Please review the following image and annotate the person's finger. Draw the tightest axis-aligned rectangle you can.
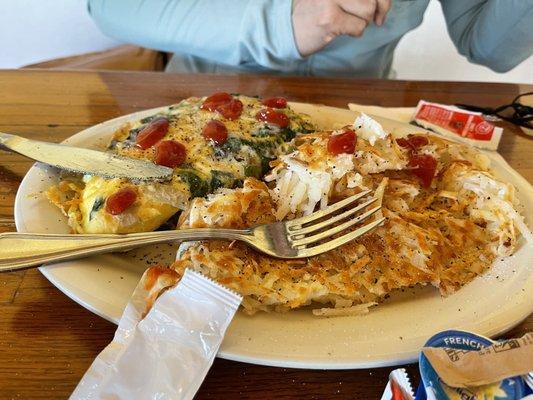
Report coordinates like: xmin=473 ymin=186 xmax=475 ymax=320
xmin=332 ymin=10 xmax=369 ymax=38
xmin=374 ymin=0 xmax=391 ymax=26
xmin=336 ymin=0 xmax=377 ymax=24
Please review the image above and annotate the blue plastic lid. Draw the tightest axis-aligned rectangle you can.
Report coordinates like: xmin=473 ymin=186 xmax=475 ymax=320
xmin=417 ymin=330 xmax=527 ymax=400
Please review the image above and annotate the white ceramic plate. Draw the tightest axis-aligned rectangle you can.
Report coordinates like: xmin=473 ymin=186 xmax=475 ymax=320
xmin=14 ymin=103 xmax=533 ymax=369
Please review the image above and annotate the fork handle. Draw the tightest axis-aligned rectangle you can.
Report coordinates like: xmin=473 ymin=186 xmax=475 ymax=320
xmin=0 ymin=230 xmax=250 ymax=272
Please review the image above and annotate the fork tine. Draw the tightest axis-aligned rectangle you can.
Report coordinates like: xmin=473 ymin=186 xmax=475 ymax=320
xmin=289 ymin=197 xmax=378 ymax=236
xmin=291 ymin=206 xmax=381 ymax=246
xmin=286 ymin=190 xmax=371 ymax=229
xmin=295 ymin=217 xmax=385 ymax=258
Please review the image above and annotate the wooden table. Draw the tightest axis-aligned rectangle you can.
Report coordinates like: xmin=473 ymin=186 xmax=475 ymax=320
xmin=0 ymin=70 xmax=531 ymax=399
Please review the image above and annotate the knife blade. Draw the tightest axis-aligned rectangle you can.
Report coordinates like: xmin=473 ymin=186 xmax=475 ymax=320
xmin=0 ymin=132 xmax=173 ymax=181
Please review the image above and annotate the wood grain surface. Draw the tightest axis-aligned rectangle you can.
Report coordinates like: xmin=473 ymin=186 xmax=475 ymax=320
xmin=0 ymin=69 xmax=531 ymax=399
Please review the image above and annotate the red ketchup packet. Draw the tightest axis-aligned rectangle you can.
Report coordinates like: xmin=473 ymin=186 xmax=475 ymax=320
xmin=381 ymin=368 xmax=415 ymax=400
xmin=412 ymin=100 xmax=503 ymax=150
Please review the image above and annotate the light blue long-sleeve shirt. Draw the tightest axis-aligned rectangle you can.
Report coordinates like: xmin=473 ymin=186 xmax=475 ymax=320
xmin=88 ymin=0 xmax=533 ymax=77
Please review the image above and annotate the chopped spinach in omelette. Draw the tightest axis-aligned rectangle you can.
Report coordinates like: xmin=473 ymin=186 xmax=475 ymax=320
xmin=46 ymin=94 xmax=314 ymax=234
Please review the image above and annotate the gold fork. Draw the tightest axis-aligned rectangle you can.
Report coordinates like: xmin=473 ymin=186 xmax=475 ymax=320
xmin=0 ymin=190 xmax=384 ymax=272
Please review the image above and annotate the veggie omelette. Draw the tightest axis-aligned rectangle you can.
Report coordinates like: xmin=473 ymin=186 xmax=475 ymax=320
xmin=47 ymin=94 xmax=313 ymax=234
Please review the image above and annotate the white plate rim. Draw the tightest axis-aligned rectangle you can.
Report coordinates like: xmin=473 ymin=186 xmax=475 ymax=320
xmin=14 ymin=103 xmax=533 ymax=369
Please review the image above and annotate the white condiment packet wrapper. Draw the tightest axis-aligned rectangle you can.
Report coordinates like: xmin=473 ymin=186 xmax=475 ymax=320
xmin=71 ymin=268 xmax=242 ymax=400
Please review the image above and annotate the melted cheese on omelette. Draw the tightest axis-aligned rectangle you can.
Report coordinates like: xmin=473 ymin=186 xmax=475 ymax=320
xmin=47 ymin=95 xmax=314 ymax=233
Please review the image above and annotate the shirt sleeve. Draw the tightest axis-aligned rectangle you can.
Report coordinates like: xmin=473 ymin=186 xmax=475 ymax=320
xmin=439 ymin=0 xmax=533 ymax=73
xmin=87 ymin=0 xmax=302 ymax=70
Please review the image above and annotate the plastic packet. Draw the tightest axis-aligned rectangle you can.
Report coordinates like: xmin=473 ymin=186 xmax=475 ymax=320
xmin=70 ymin=268 xmax=242 ymax=400
xmin=348 ymin=101 xmax=503 ymax=150
xmin=412 ymin=100 xmax=503 ymax=150
xmin=422 ymin=333 xmax=533 ymax=388
xmin=417 ymin=330 xmax=530 ymax=400
xmin=381 ymin=368 xmax=415 ymax=400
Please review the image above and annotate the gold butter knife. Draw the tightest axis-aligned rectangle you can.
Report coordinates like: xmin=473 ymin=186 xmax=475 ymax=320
xmin=0 ymin=132 xmax=173 ymax=181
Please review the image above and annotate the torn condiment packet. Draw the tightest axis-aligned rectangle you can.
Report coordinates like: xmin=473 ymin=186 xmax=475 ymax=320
xmin=381 ymin=368 xmax=415 ymax=400
xmin=70 ymin=268 xmax=242 ymax=400
xmin=412 ymin=100 xmax=503 ymax=150
xmin=418 ymin=330 xmax=530 ymax=400
xmin=422 ymin=333 xmax=533 ymax=388
xmin=348 ymin=101 xmax=503 ymax=151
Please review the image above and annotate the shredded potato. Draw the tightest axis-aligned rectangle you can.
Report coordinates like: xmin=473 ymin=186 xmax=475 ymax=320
xmin=159 ymin=128 xmax=527 ymax=316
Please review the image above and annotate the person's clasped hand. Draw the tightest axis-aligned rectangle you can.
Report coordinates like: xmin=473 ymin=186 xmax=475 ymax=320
xmin=292 ymin=0 xmax=392 ymax=56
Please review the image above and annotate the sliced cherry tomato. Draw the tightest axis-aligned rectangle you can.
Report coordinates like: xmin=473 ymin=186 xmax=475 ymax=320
xmin=216 ymin=98 xmax=243 ymax=120
xmin=200 ymin=93 xmax=243 ymax=120
xmin=255 ymin=108 xmax=289 ymax=128
xmin=135 ymin=117 xmax=169 ymax=150
xmin=202 ymin=120 xmax=228 ymax=144
xmin=396 ymin=135 xmax=429 ymax=151
xmin=327 ymin=129 xmax=357 ymax=155
xmin=408 ymin=154 xmax=437 ymax=188
xmin=200 ymin=92 xmax=233 ymax=111
xmin=154 ymin=140 xmax=187 ymax=168
xmin=262 ymin=97 xmax=287 ymax=109
xmin=105 ymin=187 xmax=137 ymax=215
xmin=396 ymin=137 xmax=411 ymax=148
xmin=408 ymin=135 xmax=429 ymax=148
